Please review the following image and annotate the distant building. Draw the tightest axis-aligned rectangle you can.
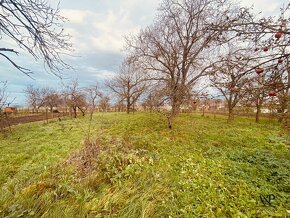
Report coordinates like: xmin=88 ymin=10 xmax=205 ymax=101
xmin=208 ymin=100 xmax=225 ymax=110
xmin=253 ymin=108 xmax=270 ymax=113
xmin=4 ymin=107 xmax=17 ymax=113
xmin=197 ymin=99 xmax=226 ymax=111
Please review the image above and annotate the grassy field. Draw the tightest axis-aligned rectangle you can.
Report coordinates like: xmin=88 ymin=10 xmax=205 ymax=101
xmin=0 ymin=113 xmax=289 ymax=217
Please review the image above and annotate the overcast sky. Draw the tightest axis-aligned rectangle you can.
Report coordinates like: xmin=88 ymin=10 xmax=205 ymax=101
xmin=0 ymin=0 xmax=286 ymax=106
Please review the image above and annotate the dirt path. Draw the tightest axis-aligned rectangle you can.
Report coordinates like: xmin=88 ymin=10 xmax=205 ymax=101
xmin=0 ymin=113 xmax=69 ymax=129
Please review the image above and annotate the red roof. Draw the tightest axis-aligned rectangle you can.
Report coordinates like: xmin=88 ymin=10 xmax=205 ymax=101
xmin=4 ymin=107 xmax=17 ymax=113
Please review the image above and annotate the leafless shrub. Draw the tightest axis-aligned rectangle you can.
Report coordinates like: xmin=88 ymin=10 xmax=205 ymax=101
xmin=107 ymin=59 xmax=148 ymax=114
xmin=65 ymin=139 xmax=100 ymax=176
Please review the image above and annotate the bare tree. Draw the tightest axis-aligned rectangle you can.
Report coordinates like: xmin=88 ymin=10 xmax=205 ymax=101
xmin=98 ymin=95 xmax=110 ymax=112
xmin=107 ymin=60 xmax=148 ymax=114
xmin=0 ymin=0 xmax=71 ymax=76
xmin=114 ymin=100 xmax=126 ymax=112
xmin=85 ymin=84 xmax=102 ymax=121
xmin=24 ymin=85 xmax=46 ymax=113
xmin=210 ymin=47 xmax=254 ymax=122
xmin=141 ymin=81 xmax=173 ymax=113
xmin=126 ymin=0 xmax=249 ymax=128
xmin=143 ymin=92 xmax=164 ymax=112
xmin=64 ymin=80 xmax=87 ymax=118
xmin=242 ymin=74 xmax=268 ymax=123
xmin=42 ymin=88 xmax=63 ymax=113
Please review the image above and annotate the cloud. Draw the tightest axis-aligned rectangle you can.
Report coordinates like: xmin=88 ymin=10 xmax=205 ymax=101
xmin=240 ymin=0 xmax=284 ymax=16
xmin=61 ymin=9 xmax=89 ymax=24
xmin=87 ymin=68 xmax=116 ymax=79
xmin=61 ymin=8 xmax=140 ymax=53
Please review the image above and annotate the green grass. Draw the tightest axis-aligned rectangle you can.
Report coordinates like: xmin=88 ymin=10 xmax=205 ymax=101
xmin=0 ymin=113 xmax=289 ymax=217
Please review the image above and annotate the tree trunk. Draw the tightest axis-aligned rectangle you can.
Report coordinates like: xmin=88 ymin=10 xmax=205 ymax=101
xmin=228 ymin=107 xmax=234 ymax=122
xmin=45 ymin=108 xmax=48 ymax=124
xmin=4 ymin=113 xmax=12 ymax=133
xmin=89 ymin=110 xmax=93 ymax=121
xmin=77 ymin=107 xmax=85 ymax=116
xmin=171 ymin=97 xmax=181 ymax=116
xmin=255 ymin=104 xmax=261 ymax=123
xmin=202 ymin=106 xmax=205 ymax=117
xmin=278 ymin=97 xmax=287 ymax=123
xmin=33 ymin=107 xmax=37 ymax=113
xmin=126 ymin=98 xmax=130 ymax=114
xmin=166 ymin=97 xmax=182 ymax=129
xmin=69 ymin=107 xmax=72 ymax=118
xmin=167 ymin=114 xmax=173 ymax=129
xmin=73 ymin=107 xmax=77 ymax=118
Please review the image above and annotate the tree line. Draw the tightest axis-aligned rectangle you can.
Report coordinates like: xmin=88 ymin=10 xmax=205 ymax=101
xmin=23 ymin=80 xmax=110 ymax=120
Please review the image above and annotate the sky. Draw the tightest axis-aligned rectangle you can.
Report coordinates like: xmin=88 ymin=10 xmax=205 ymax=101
xmin=0 ymin=0 xmax=286 ymax=106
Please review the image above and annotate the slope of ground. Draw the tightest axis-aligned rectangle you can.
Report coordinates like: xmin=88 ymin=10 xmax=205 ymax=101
xmin=0 ymin=113 xmax=289 ymax=217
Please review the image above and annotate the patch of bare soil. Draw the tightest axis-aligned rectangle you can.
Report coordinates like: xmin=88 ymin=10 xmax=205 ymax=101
xmin=0 ymin=113 xmax=69 ymax=129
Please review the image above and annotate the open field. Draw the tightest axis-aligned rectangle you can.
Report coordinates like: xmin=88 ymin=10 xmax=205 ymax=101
xmin=0 ymin=113 xmax=289 ymax=217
